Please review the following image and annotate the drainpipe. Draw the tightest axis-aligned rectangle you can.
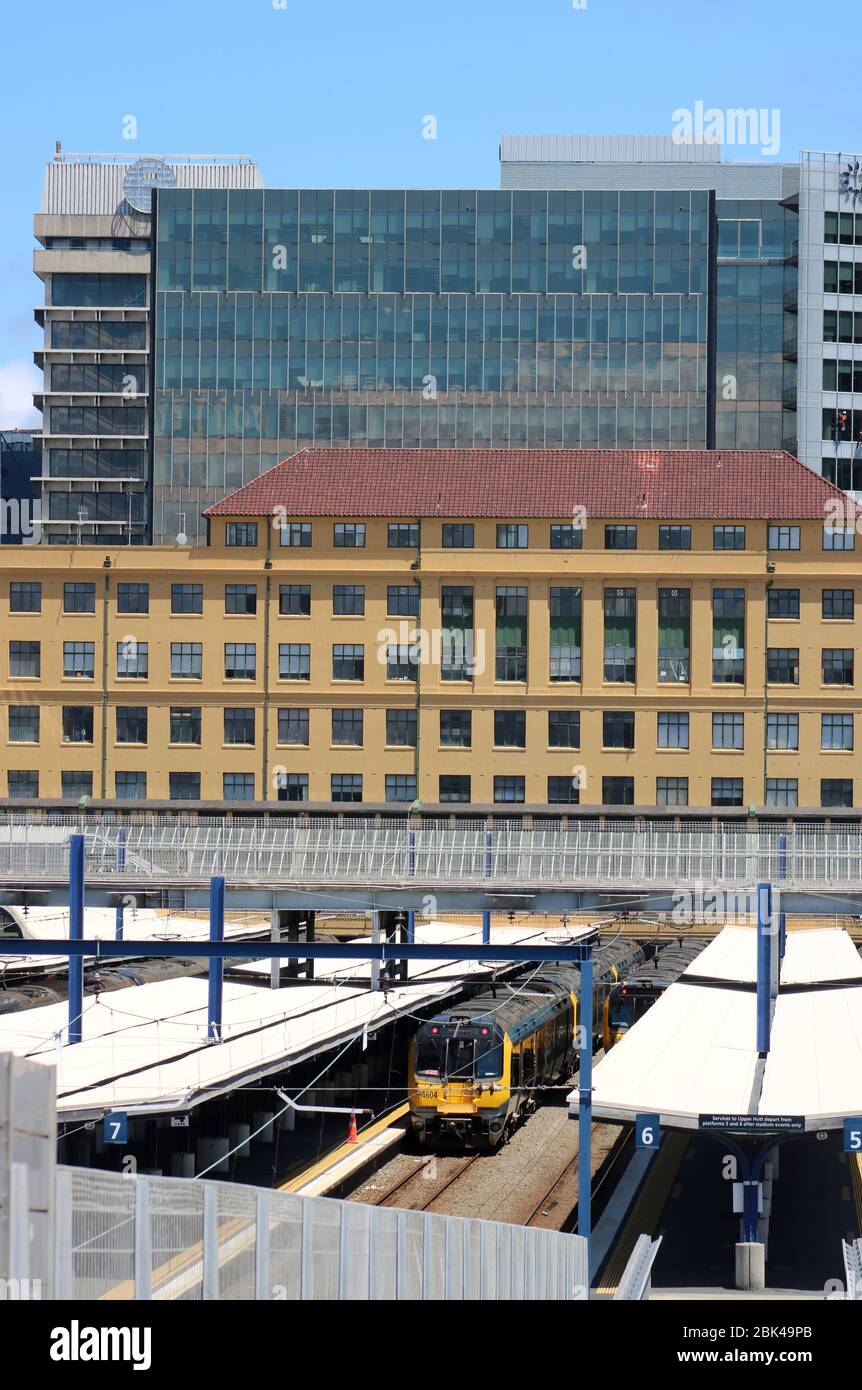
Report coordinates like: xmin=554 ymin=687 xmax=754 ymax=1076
xmin=100 ymin=563 xmax=111 ymax=799
xmin=262 ymin=555 xmax=272 ymax=801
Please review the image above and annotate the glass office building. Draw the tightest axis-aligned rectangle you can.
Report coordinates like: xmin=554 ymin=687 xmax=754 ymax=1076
xmin=153 ymin=187 xmax=715 ymax=542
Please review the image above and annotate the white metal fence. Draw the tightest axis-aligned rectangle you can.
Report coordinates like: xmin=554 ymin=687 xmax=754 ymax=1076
xmin=53 ymin=1166 xmax=588 ymax=1301
xmin=0 ymin=817 xmax=860 ymax=889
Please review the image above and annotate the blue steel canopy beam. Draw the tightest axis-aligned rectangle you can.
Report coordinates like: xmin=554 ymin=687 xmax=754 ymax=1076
xmin=0 ymin=939 xmax=595 ymax=963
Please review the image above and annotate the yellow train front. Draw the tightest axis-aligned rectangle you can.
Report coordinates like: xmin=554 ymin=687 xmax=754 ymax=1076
xmin=408 ymin=942 xmax=643 ymax=1151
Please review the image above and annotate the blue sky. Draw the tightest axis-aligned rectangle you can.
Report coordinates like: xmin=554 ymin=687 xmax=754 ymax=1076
xmin=0 ymin=0 xmax=857 ymax=423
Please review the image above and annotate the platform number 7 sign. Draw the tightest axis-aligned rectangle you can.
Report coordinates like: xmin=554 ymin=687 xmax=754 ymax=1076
xmin=104 ymin=1111 xmax=128 ymax=1145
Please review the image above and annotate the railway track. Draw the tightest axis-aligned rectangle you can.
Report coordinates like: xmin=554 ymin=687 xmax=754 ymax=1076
xmin=357 ymin=1153 xmax=481 ymax=1211
xmin=523 ymin=1124 xmax=632 ymax=1230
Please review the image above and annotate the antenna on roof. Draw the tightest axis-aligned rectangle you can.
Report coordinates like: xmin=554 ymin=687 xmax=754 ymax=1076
xmin=54 ymin=140 xmax=64 ymax=162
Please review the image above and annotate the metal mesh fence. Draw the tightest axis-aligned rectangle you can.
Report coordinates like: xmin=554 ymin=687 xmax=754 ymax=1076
xmin=55 ymin=1166 xmax=588 ymax=1301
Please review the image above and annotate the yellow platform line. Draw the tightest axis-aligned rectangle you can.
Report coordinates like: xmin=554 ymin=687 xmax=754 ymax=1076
xmin=596 ymin=1130 xmax=689 ymax=1296
xmin=278 ymin=1102 xmax=410 ymax=1193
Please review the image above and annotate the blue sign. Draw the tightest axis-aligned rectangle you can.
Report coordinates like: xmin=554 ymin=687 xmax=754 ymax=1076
xmin=104 ymin=1111 xmax=128 ymax=1145
xmin=636 ymin=1113 xmax=661 ymax=1149
xmin=844 ymin=1118 xmax=862 ymax=1153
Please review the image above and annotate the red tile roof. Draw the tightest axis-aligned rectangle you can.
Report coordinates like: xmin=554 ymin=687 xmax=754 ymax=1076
xmin=203 ymin=448 xmax=854 ymax=521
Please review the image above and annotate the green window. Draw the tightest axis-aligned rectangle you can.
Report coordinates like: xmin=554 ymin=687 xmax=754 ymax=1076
xmin=658 ymin=588 xmax=690 ymax=683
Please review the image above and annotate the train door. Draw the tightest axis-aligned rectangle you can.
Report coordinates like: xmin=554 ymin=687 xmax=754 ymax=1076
xmin=510 ymin=1044 xmax=521 ymax=1112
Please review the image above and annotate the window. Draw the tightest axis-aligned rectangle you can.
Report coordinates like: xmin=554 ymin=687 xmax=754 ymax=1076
xmin=115 ymin=772 xmax=146 ymax=800
xmin=823 ymin=311 xmax=862 ymax=345
xmin=62 ymin=771 xmax=93 ymax=800
xmin=823 ymin=260 xmax=862 ymax=294
xmin=496 ymin=523 xmax=528 ymax=549
xmin=768 ymin=588 xmax=799 ymax=619
xmin=496 ymin=587 xmax=528 ymax=681
xmin=822 ymin=713 xmax=853 ymax=750
xmin=440 ymin=710 xmax=471 ymax=747
xmin=823 ymin=523 xmax=855 ymax=551
xmin=386 ymin=644 xmax=417 ymax=681
xmin=712 ymin=589 xmax=744 ymax=683
xmin=387 ymin=585 xmax=419 ymax=617
xmin=117 ymin=582 xmax=149 ymax=614
xmin=389 ymin=522 xmax=419 ymax=548
xmin=658 ymin=588 xmax=690 ymax=683
xmin=548 ymin=710 xmax=580 ymax=748
xmin=10 ymin=581 xmax=41 ymax=613
xmin=170 ymin=772 xmax=201 ymax=801
xmin=64 ymin=641 xmax=95 ymax=678
xmin=823 ymin=589 xmax=854 ymax=619
xmin=603 ymin=711 xmax=635 ymax=749
xmin=224 ymin=643 xmax=256 ymax=680
xmin=712 ymin=712 xmax=744 ymax=749
xmin=494 ymin=710 xmax=526 ymax=748
xmin=279 ymin=644 xmax=310 ymax=680
xmin=657 ymin=776 xmax=688 ymax=806
xmin=713 ymin=525 xmax=745 ymax=551
xmin=604 ymin=524 xmax=637 ymax=550
xmin=386 ymin=774 xmax=417 ymax=803
xmin=275 ymin=772 xmax=308 ymax=802
xmin=171 ymin=642 xmax=202 ymax=679
xmin=224 ymin=708 xmax=255 ymax=745
xmin=117 ymin=706 xmax=148 ymax=744
xmin=657 ymin=712 xmax=689 ymax=749
xmin=766 ymin=778 xmax=797 ymax=808
xmin=332 ymin=709 xmax=363 ymax=745
xmin=8 ymin=770 xmax=38 ymax=798
xmin=333 ymin=644 xmax=365 ymax=681
xmin=280 ymin=522 xmax=311 ymax=548
xmin=548 ymin=776 xmax=580 ymax=804
xmin=117 ymin=639 xmax=148 ymax=678
xmin=494 ymin=775 xmax=525 ymax=803
xmin=439 ymin=774 xmax=471 ymax=802
xmin=277 ymin=708 xmax=309 ymax=745
xmin=386 ymin=709 xmax=417 ymax=746
xmin=712 ymin=777 xmax=744 ymax=807
xmin=63 ymin=582 xmax=95 ymax=613
xmin=603 ymin=776 xmax=634 ymax=805
xmin=171 ymin=583 xmax=203 ymax=614
xmin=334 ymin=522 xmax=366 ymax=548
xmin=333 ymin=584 xmax=364 ymax=615
xmin=331 ymin=773 xmax=362 ymax=802
xmin=768 ymin=525 xmax=800 ymax=551
xmin=169 ymin=707 xmax=200 ymax=744
xmin=550 ymin=587 xmax=582 ymax=681
xmin=823 ymin=359 xmax=862 ymax=392
xmin=659 ymin=525 xmax=691 ymax=550
xmin=442 ymin=523 xmax=474 ymax=548
xmin=822 ymin=778 xmax=853 ymax=807
xmin=225 ymin=522 xmax=258 ymax=547
xmin=62 ymin=706 xmax=93 ymax=743
xmin=604 ymin=588 xmax=636 ymax=683
xmin=10 ymin=641 xmax=40 ymax=677
xmin=766 ymin=648 xmax=799 ymax=685
xmin=9 ymin=706 xmax=39 ymax=742
xmin=226 ymin=583 xmax=258 ymax=615
xmin=550 ymin=524 xmax=583 ymax=550
xmin=441 ymin=586 xmax=475 ymax=681
xmin=224 ymin=772 xmax=255 ymax=800
xmin=766 ymin=712 xmax=799 ymax=749
xmin=822 ymin=648 xmax=854 ymax=685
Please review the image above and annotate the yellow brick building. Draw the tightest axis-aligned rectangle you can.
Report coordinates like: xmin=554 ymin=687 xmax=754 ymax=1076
xmin=2 ymin=448 xmax=860 ymax=811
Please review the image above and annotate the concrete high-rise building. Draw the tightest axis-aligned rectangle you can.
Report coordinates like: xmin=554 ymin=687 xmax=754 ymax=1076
xmin=32 ymin=146 xmax=263 ymax=544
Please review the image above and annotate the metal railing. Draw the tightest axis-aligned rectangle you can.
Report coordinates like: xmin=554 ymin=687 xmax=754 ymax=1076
xmin=0 ymin=817 xmax=859 ymax=890
xmin=613 ymin=1234 xmax=663 ymax=1300
xmin=53 ymin=1166 xmax=588 ymax=1301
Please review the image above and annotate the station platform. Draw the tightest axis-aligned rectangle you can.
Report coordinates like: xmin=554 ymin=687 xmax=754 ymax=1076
xmin=0 ymin=920 xmax=593 ymax=1121
xmin=571 ymin=926 xmax=862 ymax=1133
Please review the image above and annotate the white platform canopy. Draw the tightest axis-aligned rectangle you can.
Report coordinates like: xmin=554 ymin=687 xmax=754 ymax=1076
xmin=0 ymin=921 xmax=594 ymax=1120
xmin=570 ymin=927 xmax=862 ymax=1132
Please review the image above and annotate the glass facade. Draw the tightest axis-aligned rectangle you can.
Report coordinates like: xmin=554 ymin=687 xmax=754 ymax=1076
xmin=153 ymin=187 xmax=712 ymax=542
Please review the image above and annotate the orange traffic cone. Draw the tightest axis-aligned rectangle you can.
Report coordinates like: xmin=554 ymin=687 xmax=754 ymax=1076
xmin=346 ymin=1112 xmax=358 ymax=1144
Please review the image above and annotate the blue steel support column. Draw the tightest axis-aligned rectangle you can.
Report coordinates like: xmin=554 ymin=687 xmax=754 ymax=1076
xmin=779 ymin=910 xmax=787 ymax=960
xmin=407 ymin=828 xmax=416 ymax=877
xmin=577 ymin=950 xmax=594 ymax=1252
xmin=484 ymin=827 xmax=493 ymax=878
xmin=406 ymin=910 xmax=415 ymax=944
xmin=207 ymin=876 xmax=225 ymax=1043
xmin=482 ymin=909 xmax=491 ymax=945
xmin=115 ymin=904 xmax=124 ymax=941
xmin=756 ymin=881 xmax=772 ymax=1056
xmin=778 ymin=833 xmax=787 ymax=879
xmin=68 ymin=834 xmax=85 ymax=1045
xmin=116 ymin=827 xmax=127 ymax=872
